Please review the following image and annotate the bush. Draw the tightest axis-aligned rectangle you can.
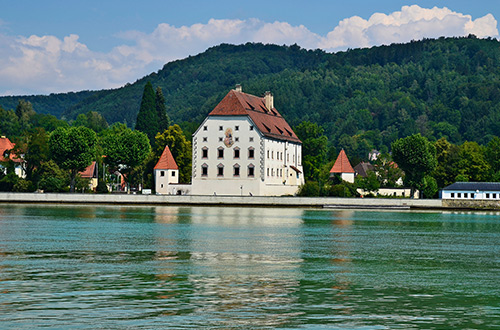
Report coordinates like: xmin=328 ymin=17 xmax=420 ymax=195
xmin=96 ymin=179 xmax=109 ymax=193
xmin=297 ymin=181 xmax=320 ymax=196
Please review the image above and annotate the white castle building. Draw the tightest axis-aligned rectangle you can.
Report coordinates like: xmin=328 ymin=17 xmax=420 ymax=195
xmin=191 ymin=86 xmax=304 ymax=196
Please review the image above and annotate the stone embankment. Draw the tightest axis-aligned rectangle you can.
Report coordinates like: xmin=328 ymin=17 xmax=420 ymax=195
xmin=1 ymin=192 xmax=499 ymax=210
xmin=0 ymin=192 xmax=442 ymax=209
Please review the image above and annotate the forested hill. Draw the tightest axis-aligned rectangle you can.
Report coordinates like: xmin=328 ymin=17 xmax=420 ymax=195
xmin=2 ymin=36 xmax=500 ymax=155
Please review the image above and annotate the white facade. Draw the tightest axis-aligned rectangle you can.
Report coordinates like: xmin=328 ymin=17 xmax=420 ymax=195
xmin=441 ymin=182 xmax=500 ymax=200
xmin=191 ymin=116 xmax=304 ymax=196
xmin=154 ymin=168 xmax=179 ymax=195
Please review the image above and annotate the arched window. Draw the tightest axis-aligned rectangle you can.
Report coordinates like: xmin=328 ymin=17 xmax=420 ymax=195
xmin=233 ymin=164 xmax=240 ymax=177
xmin=217 ymin=163 xmax=224 ymax=177
xmin=201 ymin=164 xmax=208 ymax=177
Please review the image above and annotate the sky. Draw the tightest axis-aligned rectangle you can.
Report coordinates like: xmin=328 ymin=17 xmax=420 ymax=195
xmin=1 ymin=0 xmax=499 ymax=96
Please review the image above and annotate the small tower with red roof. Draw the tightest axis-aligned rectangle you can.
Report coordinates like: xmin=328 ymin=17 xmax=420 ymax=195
xmin=330 ymin=149 xmax=355 ymax=183
xmin=154 ymin=145 xmax=179 ymax=194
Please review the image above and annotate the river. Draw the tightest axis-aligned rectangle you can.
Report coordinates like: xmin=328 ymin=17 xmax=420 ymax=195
xmin=0 ymin=205 xmax=499 ymax=329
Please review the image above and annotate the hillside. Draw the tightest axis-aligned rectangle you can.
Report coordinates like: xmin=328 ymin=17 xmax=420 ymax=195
xmin=2 ymin=36 xmax=500 ymax=156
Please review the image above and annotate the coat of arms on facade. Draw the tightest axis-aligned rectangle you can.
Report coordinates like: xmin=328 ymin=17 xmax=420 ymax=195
xmin=224 ymin=128 xmax=234 ymax=147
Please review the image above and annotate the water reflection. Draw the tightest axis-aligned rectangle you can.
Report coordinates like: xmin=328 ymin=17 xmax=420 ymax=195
xmin=1 ymin=205 xmax=500 ymax=329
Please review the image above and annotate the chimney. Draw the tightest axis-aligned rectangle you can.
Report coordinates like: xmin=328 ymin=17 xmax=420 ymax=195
xmin=234 ymin=84 xmax=242 ymax=92
xmin=264 ymin=91 xmax=274 ymax=110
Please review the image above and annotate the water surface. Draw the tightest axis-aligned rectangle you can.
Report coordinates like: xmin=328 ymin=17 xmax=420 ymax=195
xmin=0 ymin=205 xmax=499 ymax=329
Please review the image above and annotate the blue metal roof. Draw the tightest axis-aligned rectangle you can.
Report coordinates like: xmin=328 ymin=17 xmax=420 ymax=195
xmin=442 ymin=182 xmax=500 ymax=191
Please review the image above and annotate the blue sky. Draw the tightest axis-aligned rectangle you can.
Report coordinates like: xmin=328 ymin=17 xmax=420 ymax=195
xmin=1 ymin=1 xmax=499 ymax=96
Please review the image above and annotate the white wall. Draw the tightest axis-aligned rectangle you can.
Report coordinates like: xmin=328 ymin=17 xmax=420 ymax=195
xmin=442 ymin=190 xmax=500 ymax=200
xmin=191 ymin=116 xmax=304 ymax=196
xmin=155 ymin=169 xmax=179 ymax=195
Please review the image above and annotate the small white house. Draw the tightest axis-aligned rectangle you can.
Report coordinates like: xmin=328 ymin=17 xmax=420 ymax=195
xmin=441 ymin=182 xmax=500 ymax=200
xmin=154 ymin=146 xmax=179 ymax=195
xmin=0 ymin=136 xmax=24 ymax=178
xmin=330 ymin=149 xmax=355 ymax=183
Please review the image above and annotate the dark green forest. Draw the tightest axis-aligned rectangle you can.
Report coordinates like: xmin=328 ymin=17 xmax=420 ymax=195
xmin=2 ymin=35 xmax=500 ymax=158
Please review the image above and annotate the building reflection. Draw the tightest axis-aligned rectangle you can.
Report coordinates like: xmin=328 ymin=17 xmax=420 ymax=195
xmin=152 ymin=206 xmax=304 ymax=327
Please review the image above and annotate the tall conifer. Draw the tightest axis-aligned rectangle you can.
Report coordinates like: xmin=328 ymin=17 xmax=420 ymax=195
xmin=155 ymin=87 xmax=171 ymax=133
xmin=135 ymin=81 xmax=158 ymax=143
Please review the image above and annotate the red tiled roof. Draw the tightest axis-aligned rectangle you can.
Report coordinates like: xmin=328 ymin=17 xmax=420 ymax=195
xmin=330 ymin=149 xmax=355 ymax=174
xmin=208 ymin=90 xmax=301 ymax=143
xmin=0 ymin=137 xmax=21 ymax=163
xmin=154 ymin=146 xmax=178 ymax=170
xmin=80 ymin=161 xmax=97 ymax=178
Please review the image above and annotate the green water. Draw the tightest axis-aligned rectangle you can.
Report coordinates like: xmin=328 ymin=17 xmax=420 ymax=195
xmin=0 ymin=205 xmax=499 ymax=329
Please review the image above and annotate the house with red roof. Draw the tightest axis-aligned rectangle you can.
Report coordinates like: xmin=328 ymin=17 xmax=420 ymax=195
xmin=79 ymin=161 xmax=99 ymax=191
xmin=191 ymin=85 xmax=304 ymax=196
xmin=0 ymin=136 xmax=25 ymax=178
xmin=330 ymin=149 xmax=355 ymax=183
xmin=154 ymin=145 xmax=186 ymax=194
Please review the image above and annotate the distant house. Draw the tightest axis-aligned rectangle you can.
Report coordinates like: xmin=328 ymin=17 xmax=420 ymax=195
xmin=330 ymin=149 xmax=355 ymax=183
xmin=79 ymin=161 xmax=98 ymax=191
xmin=0 ymin=136 xmax=24 ymax=178
xmin=441 ymin=182 xmax=500 ymax=200
xmin=154 ymin=146 xmax=179 ymax=195
xmin=353 ymin=161 xmax=374 ymax=178
xmin=191 ymin=85 xmax=304 ymax=196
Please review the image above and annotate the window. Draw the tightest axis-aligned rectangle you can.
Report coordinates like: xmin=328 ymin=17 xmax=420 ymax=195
xmin=458 ymin=193 xmax=461 ymax=198
xmin=217 ymin=164 xmax=224 ymax=177
xmin=202 ymin=147 xmax=208 ymax=159
xmin=494 ymin=193 xmax=497 ymax=199
xmin=267 ymin=168 xmax=269 ymax=176
xmin=219 ymin=137 xmax=223 ymax=142
xmin=250 ymin=125 xmax=254 ymax=131
xmin=218 ymin=147 xmax=224 ymax=159
xmin=451 ymin=193 xmax=455 ymax=198
xmin=234 ymin=148 xmax=240 ymax=159
xmin=249 ymin=137 xmax=254 ymax=142
xmin=235 ymin=126 xmax=239 ymax=131
xmin=172 ymin=171 xmax=176 ymax=177
xmin=160 ymin=171 xmax=165 ymax=177
xmin=201 ymin=164 xmax=208 ymax=176
xmin=203 ymin=137 xmax=208 ymax=142
xmin=248 ymin=165 xmax=255 ymax=177
xmin=219 ymin=126 xmax=223 ymax=131
xmin=235 ymin=137 xmax=239 ymax=142
xmin=248 ymin=148 xmax=255 ymax=159
xmin=272 ymin=151 xmax=274 ymax=159
xmin=464 ymin=193 xmax=468 ymax=198
xmin=233 ymin=164 xmax=240 ymax=177
xmin=486 ymin=193 xmax=490 ymax=199
xmin=161 ymin=184 xmax=163 ymax=188
xmin=203 ymin=126 xmax=208 ymax=131
xmin=267 ymin=150 xmax=269 ymax=159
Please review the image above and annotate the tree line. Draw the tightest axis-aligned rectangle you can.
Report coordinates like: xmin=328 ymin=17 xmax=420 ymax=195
xmin=0 ymin=85 xmax=191 ymax=193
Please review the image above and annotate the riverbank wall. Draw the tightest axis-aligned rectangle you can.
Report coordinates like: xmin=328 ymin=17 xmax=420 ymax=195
xmin=0 ymin=192 xmax=445 ymax=209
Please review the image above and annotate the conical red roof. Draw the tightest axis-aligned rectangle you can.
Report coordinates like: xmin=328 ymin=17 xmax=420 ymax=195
xmin=330 ymin=149 xmax=354 ymax=173
xmin=154 ymin=146 xmax=178 ymax=170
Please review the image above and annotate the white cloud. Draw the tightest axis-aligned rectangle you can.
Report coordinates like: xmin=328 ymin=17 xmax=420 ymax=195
xmin=320 ymin=5 xmax=499 ymax=50
xmin=0 ymin=5 xmax=498 ymax=96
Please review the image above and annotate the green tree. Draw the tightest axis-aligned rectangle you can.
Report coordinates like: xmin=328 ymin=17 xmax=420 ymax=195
xmin=456 ymin=141 xmax=491 ymax=182
xmin=294 ymin=121 xmax=328 ymax=181
xmin=373 ymin=153 xmax=404 ymax=187
xmin=155 ymin=87 xmax=171 ymax=133
xmin=15 ymin=100 xmax=36 ymax=131
xmin=486 ymin=136 xmax=500 ymax=175
xmin=155 ymin=124 xmax=192 ymax=183
xmin=0 ymin=106 xmax=21 ymax=138
xmin=13 ymin=127 xmax=49 ymax=183
xmin=49 ymin=126 xmax=97 ymax=192
xmin=434 ymin=137 xmax=459 ymax=188
xmin=37 ymin=160 xmax=69 ymax=192
xmin=135 ymin=82 xmax=159 ymax=144
xmin=355 ymin=170 xmax=380 ymax=195
xmin=391 ymin=134 xmax=437 ymax=197
xmin=101 ymin=123 xmax=151 ymax=190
